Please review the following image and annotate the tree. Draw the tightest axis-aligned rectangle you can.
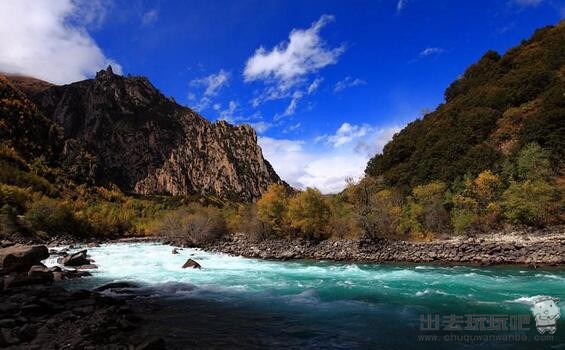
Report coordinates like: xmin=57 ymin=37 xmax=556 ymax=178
xmin=256 ymin=184 xmax=289 ymax=235
xmin=287 ymin=188 xmax=331 ymax=240
xmin=501 ymin=180 xmax=559 ymax=227
xmin=411 ymin=181 xmax=449 ymax=233
xmin=344 ymin=176 xmax=386 ymax=238
xmin=516 ymin=143 xmax=552 ymax=181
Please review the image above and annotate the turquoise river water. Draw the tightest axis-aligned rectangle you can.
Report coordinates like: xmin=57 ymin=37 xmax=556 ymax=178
xmin=46 ymin=243 xmax=564 ymax=349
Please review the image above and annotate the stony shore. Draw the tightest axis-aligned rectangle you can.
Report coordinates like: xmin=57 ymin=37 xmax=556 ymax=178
xmin=0 ymin=243 xmax=166 ymax=349
xmin=205 ymin=226 xmax=565 ymax=266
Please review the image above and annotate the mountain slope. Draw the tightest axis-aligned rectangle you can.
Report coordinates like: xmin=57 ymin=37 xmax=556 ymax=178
xmin=3 ymin=67 xmax=283 ymax=201
xmin=365 ymin=21 xmax=565 ymax=187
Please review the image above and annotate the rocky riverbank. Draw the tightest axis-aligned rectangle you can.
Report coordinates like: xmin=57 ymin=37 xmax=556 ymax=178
xmin=206 ymin=226 xmax=565 ymax=266
xmin=0 ymin=243 xmax=166 ymax=349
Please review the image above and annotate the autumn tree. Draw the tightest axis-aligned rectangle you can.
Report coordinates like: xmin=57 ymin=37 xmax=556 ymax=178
xmin=256 ymin=184 xmax=289 ymax=235
xmin=287 ymin=188 xmax=331 ymax=240
xmin=401 ymin=181 xmax=449 ymax=236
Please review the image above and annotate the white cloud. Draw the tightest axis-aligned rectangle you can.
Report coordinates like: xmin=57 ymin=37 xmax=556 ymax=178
xmin=0 ymin=0 xmax=121 ymax=84
xmin=190 ymin=69 xmax=230 ymax=96
xmin=419 ymin=47 xmax=444 ymax=57
xmin=333 ymin=76 xmax=366 ymax=93
xmin=194 ymin=96 xmax=211 ymax=111
xmin=397 ymin=0 xmax=407 ymax=11
xmin=322 ymin=123 xmax=372 ymax=148
xmin=142 ymin=9 xmax=159 ymax=25
xmin=245 ymin=15 xmax=343 ymax=119
xmin=283 ymin=122 xmax=302 ymax=133
xmin=244 ymin=15 xmax=344 ymax=89
xmin=217 ymin=100 xmax=262 ymax=124
xmin=259 ymin=123 xmax=401 ymax=193
xmin=307 ymin=78 xmax=323 ymax=94
xmin=275 ymin=91 xmax=303 ymax=120
xmin=249 ymin=121 xmax=272 ymax=134
xmin=219 ymin=100 xmax=238 ymax=121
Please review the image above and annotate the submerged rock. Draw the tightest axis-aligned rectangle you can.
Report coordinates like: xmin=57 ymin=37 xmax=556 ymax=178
xmin=182 ymin=259 xmax=201 ymax=269
xmin=171 ymin=248 xmax=179 ymax=255
xmin=94 ymin=281 xmax=141 ymax=292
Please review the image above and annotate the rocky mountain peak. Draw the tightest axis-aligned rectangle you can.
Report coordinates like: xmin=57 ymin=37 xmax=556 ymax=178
xmin=11 ymin=71 xmax=284 ymax=201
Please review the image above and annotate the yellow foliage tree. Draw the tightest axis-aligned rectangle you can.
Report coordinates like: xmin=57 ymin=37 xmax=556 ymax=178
xmin=287 ymin=187 xmax=331 ymax=240
xmin=256 ymin=184 xmax=289 ymax=234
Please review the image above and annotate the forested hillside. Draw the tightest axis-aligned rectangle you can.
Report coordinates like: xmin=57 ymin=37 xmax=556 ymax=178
xmin=366 ymin=22 xmax=564 ymax=187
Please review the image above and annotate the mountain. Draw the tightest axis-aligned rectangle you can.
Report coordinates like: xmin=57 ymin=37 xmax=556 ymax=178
xmin=365 ymin=21 xmax=565 ymax=188
xmin=1 ymin=67 xmax=283 ymax=202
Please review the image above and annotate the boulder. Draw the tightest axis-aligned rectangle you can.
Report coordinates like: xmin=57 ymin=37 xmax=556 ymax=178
xmin=172 ymin=248 xmax=179 ymax=254
xmin=182 ymin=258 xmax=201 ymax=269
xmin=3 ymin=268 xmax=53 ymax=289
xmin=0 ymin=245 xmax=49 ymax=274
xmin=28 ymin=264 xmax=53 ymax=281
xmin=58 ymin=249 xmax=90 ymax=266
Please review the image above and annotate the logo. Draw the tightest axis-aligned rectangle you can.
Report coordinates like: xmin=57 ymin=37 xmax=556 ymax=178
xmin=530 ymin=296 xmax=560 ymax=334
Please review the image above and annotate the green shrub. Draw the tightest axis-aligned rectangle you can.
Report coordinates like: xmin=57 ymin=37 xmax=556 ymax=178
xmin=26 ymin=197 xmax=81 ymax=235
xmin=501 ymin=180 xmax=560 ymax=226
xmin=0 ymin=184 xmax=37 ymax=211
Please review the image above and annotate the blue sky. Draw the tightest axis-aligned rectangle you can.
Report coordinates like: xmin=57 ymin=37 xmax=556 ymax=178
xmin=0 ymin=0 xmax=563 ymax=192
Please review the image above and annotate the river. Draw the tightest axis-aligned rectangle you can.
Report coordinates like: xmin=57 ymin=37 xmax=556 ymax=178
xmin=45 ymin=242 xmax=565 ymax=349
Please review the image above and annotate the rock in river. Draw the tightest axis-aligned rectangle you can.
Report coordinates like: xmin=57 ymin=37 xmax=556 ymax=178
xmin=182 ymin=259 xmax=201 ymax=269
xmin=57 ymin=249 xmax=90 ymax=267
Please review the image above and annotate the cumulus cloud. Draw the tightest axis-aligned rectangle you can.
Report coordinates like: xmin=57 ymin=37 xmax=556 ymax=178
xmin=319 ymin=123 xmax=372 ymax=148
xmin=0 ymin=0 xmax=121 ymax=84
xmin=190 ymin=69 xmax=230 ymax=96
xmin=259 ymin=123 xmax=401 ymax=193
xmin=333 ymin=76 xmax=366 ymax=93
xmin=245 ymin=15 xmax=344 ymax=118
xmin=142 ymin=9 xmax=159 ymax=25
xmin=244 ymin=15 xmax=344 ymax=89
xmin=419 ymin=47 xmax=444 ymax=57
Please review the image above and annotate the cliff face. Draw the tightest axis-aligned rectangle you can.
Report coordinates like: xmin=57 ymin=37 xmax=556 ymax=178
xmin=13 ymin=66 xmax=282 ymax=201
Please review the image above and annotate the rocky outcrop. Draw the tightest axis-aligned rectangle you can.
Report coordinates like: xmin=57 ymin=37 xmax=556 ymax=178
xmin=0 ymin=285 xmax=162 ymax=349
xmin=0 ymin=244 xmax=161 ymax=348
xmin=207 ymin=227 xmax=565 ymax=266
xmin=0 ymin=245 xmax=49 ymax=274
xmin=16 ymin=66 xmax=284 ymax=201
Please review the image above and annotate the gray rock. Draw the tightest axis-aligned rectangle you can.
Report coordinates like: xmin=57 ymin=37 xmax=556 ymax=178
xmin=182 ymin=258 xmax=201 ymax=269
xmin=0 ymin=245 xmax=49 ymax=274
xmin=58 ymin=249 xmax=90 ymax=267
